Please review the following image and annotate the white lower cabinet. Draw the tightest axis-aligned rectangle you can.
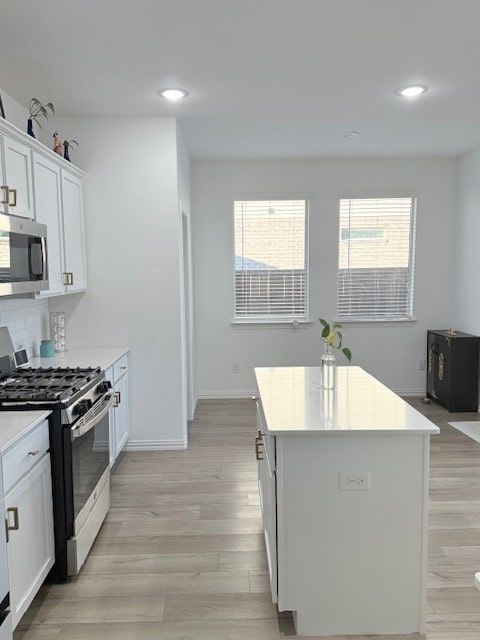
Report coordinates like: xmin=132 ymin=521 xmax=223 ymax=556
xmin=114 ymin=374 xmax=129 ymax=458
xmin=256 ymin=407 xmax=277 ymax=602
xmin=0 ymin=458 xmax=11 ymax=640
xmin=105 ymin=352 xmax=130 ymax=466
xmin=0 ymin=614 xmax=12 ymax=640
xmin=4 ymin=452 xmax=54 ymax=629
xmin=255 ymin=382 xmax=432 ymax=637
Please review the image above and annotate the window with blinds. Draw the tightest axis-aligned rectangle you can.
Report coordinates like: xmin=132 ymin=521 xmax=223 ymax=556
xmin=234 ymin=199 xmax=308 ymax=321
xmin=337 ymin=197 xmax=416 ymax=321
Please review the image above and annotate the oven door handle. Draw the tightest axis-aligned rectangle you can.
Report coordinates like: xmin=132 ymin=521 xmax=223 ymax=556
xmin=71 ymin=393 xmax=114 ymax=440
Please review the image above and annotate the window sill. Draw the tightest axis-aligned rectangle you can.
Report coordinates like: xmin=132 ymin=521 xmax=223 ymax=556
xmin=231 ymin=319 xmax=314 ymax=329
xmin=336 ymin=318 xmax=417 ymax=328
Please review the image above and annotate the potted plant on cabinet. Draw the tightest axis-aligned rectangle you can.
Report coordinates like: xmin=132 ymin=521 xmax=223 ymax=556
xmin=28 ymin=98 xmax=55 ymax=138
xmin=63 ymin=139 xmax=78 ymax=162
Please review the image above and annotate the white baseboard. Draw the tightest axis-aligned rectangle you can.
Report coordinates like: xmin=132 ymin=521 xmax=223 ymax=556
xmin=392 ymin=388 xmax=425 ymax=396
xmin=124 ymin=438 xmax=187 ymax=451
xmin=200 ymin=388 xmax=425 ymax=399
xmin=198 ymin=390 xmax=256 ymax=400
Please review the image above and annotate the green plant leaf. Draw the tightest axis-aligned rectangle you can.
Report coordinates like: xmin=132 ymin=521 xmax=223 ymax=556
xmin=319 ymin=318 xmax=328 ymax=328
xmin=321 ymin=324 xmax=330 ymax=338
xmin=28 ymin=98 xmax=55 ymax=120
xmin=333 ymin=322 xmax=343 ymax=329
xmin=342 ymin=348 xmax=352 ymax=362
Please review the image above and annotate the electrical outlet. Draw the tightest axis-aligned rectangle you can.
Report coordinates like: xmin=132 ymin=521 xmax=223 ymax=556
xmin=232 ymin=362 xmax=240 ymax=374
xmin=339 ymin=471 xmax=371 ymax=491
xmin=417 ymin=359 xmax=426 ymax=371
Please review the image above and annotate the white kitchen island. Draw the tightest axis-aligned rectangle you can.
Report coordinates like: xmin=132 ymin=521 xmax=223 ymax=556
xmin=254 ymin=366 xmax=439 ymax=638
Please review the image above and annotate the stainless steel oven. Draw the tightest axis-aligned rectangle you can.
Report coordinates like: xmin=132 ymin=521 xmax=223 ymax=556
xmin=0 ymin=327 xmax=112 ymax=582
xmin=66 ymin=391 xmax=113 ymax=575
xmin=0 ymin=214 xmax=48 ymax=295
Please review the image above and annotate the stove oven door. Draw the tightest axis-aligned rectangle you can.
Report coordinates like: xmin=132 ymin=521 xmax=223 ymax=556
xmin=66 ymin=392 xmax=114 ymax=575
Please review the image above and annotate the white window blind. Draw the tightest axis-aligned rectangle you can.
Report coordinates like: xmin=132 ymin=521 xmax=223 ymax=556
xmin=234 ymin=199 xmax=308 ymax=320
xmin=337 ymin=197 xmax=416 ymax=320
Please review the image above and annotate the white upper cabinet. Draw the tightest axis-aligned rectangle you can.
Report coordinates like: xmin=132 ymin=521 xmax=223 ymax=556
xmin=32 ymin=153 xmax=64 ymax=296
xmin=62 ymin=170 xmax=87 ymax=293
xmin=2 ymin=135 xmax=34 ymax=219
xmin=0 ymin=118 xmax=87 ymax=298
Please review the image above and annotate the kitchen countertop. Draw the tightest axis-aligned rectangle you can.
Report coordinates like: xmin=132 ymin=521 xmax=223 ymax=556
xmin=29 ymin=346 xmax=130 ymax=372
xmin=255 ymin=365 xmax=440 ymax=435
xmin=0 ymin=410 xmax=51 ymax=454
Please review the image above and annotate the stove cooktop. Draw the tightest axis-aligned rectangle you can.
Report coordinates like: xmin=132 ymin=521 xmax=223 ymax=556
xmin=0 ymin=367 xmax=102 ymax=404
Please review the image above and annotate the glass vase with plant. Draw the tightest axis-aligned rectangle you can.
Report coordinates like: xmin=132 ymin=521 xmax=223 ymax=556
xmin=28 ymin=98 xmax=55 ymax=138
xmin=63 ymin=139 xmax=78 ymax=162
xmin=319 ymin=318 xmax=352 ymax=390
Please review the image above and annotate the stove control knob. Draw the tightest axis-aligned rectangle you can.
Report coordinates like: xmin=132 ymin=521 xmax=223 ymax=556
xmin=96 ymin=381 xmax=111 ymax=395
xmin=74 ymin=399 xmax=92 ymax=416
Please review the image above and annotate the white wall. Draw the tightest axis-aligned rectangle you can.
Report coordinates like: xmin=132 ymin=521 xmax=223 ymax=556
xmin=0 ymin=87 xmax=28 ymax=131
xmin=176 ymin=123 xmax=195 ymax=420
xmin=177 ymin=123 xmax=191 ymax=212
xmin=454 ymin=148 xmax=480 ymax=335
xmin=192 ymin=158 xmax=458 ymax=397
xmin=49 ymin=117 xmax=187 ymax=448
xmin=0 ymin=298 xmax=49 ymax=358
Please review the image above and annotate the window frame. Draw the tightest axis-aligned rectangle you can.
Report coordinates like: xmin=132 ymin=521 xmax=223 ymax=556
xmin=231 ymin=194 xmax=311 ymax=326
xmin=336 ymin=193 xmax=418 ymax=324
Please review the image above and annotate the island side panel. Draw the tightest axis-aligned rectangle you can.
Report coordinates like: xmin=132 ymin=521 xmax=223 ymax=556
xmin=276 ymin=432 xmax=429 ymax=637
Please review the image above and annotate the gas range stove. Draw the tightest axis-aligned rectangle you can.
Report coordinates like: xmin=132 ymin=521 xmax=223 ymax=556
xmin=0 ymin=327 xmax=114 ymax=581
xmin=0 ymin=366 xmax=102 ymax=402
xmin=0 ymin=366 xmax=109 ymax=423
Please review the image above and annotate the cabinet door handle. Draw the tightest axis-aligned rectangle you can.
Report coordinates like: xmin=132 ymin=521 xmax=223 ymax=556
xmin=69 ymin=272 xmax=74 ymax=285
xmin=114 ymin=391 xmax=121 ymax=407
xmin=64 ymin=272 xmax=74 ymax=286
xmin=6 ymin=507 xmax=19 ymax=532
xmin=121 ymin=366 xmax=127 ymax=371
xmin=8 ymin=188 xmax=17 ymax=207
xmin=63 ymin=272 xmax=69 ymax=285
xmin=0 ymin=185 xmax=8 ymax=205
xmin=27 ymin=450 xmax=40 ymax=456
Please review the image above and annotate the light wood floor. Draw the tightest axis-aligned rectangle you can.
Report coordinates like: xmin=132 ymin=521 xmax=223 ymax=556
xmin=13 ymin=397 xmax=480 ymax=639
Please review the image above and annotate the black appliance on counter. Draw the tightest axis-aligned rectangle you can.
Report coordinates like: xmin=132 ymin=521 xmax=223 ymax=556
xmin=0 ymin=327 xmax=113 ymax=582
xmin=426 ymin=329 xmax=480 ymax=412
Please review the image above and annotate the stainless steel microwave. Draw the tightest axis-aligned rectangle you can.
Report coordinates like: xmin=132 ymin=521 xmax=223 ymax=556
xmin=0 ymin=213 xmax=48 ymax=295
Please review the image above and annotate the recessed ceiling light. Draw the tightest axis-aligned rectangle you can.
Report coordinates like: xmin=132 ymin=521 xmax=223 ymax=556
xmin=158 ymin=88 xmax=189 ymax=101
xmin=341 ymin=131 xmax=360 ymax=139
xmin=395 ymin=84 xmax=428 ymax=98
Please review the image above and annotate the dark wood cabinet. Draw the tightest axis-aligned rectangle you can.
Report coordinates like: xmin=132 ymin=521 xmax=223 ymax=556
xmin=426 ymin=330 xmax=479 ymax=412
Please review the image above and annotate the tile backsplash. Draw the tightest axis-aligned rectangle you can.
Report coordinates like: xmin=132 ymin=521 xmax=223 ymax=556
xmin=0 ymin=297 xmax=49 ymax=358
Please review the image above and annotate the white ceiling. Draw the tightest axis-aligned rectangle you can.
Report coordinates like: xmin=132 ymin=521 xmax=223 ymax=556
xmin=1 ymin=0 xmax=480 ymax=159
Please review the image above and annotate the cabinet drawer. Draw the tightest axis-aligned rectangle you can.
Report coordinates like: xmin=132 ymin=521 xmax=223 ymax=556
xmin=2 ymin=419 xmax=49 ymax=493
xmin=113 ymin=353 xmax=128 ymax=382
